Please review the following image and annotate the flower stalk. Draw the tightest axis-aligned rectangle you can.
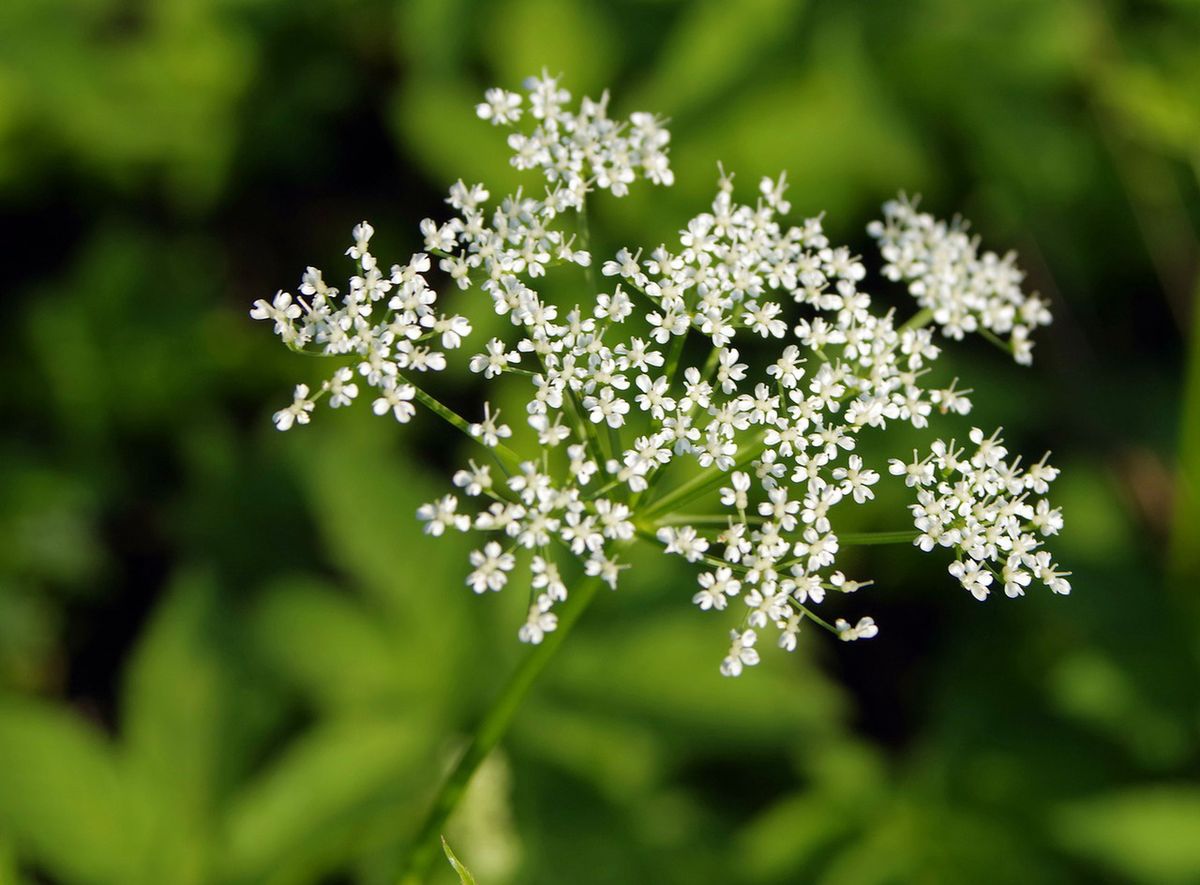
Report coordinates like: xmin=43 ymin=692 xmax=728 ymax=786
xmin=397 ymin=574 xmax=604 ymax=884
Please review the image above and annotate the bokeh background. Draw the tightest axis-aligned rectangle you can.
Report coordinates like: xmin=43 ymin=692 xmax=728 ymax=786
xmin=2 ymin=0 xmax=1200 ymax=882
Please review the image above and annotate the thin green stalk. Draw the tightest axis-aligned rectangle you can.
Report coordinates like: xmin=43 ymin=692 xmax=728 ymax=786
xmin=409 ymin=384 xmax=522 ymax=469
xmin=788 ymin=598 xmax=838 ymax=635
xmin=698 ymin=343 xmax=722 ymax=384
xmin=579 ymin=198 xmax=597 ymax=294
xmin=1169 ymin=271 xmax=1200 ymax=584
xmin=606 ymin=423 xmax=623 ymax=463
xmin=650 ymin=517 xmax=913 ymax=546
xmin=582 ymin=475 xmax=624 ymax=502
xmin=398 ymin=575 xmax=605 ymax=884
xmin=643 ymin=439 xmax=767 ymax=518
xmin=838 ymin=530 xmax=917 ymax=546
xmin=898 ymin=306 xmax=934 ymax=333
xmin=654 ymin=513 xmax=757 ymax=526
xmin=664 ymin=328 xmax=689 ymax=382
xmin=978 ymin=327 xmax=1015 ymax=356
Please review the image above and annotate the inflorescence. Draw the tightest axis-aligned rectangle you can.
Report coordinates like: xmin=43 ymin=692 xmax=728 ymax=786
xmin=252 ymin=73 xmax=1069 ymax=676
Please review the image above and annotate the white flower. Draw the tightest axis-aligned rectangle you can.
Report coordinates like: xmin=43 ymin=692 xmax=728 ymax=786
xmin=273 ymin=384 xmax=314 ymax=431
xmin=372 ymin=380 xmax=416 ymax=423
xmin=1002 ymin=562 xmax=1032 ymax=598
xmin=417 ymin=495 xmax=470 ymax=536
xmin=325 ymin=367 xmax=358 ymax=408
xmin=452 ymin=461 xmax=492 ymax=496
xmin=720 ymin=629 xmax=760 ymax=677
xmin=467 ymin=542 xmax=515 ymax=593
xmin=469 ymin=403 xmax=512 ymax=448
xmin=767 ymin=345 xmax=805 ymax=388
xmin=347 ymin=221 xmax=373 ymax=260
xmin=582 ymin=387 xmax=630 ymax=428
xmin=895 ymin=431 xmax=1065 ymax=604
xmin=759 ymin=172 xmax=791 ymax=213
xmin=869 ymin=195 xmax=1051 ymax=358
xmin=250 ymin=290 xmax=303 ymax=338
xmin=1032 ymin=551 xmax=1072 ymax=595
xmin=889 ymin=455 xmax=934 ymax=488
xmin=745 ymin=583 xmax=788 ymax=628
xmin=584 ymin=551 xmax=625 ymax=589
xmin=470 ymin=338 xmax=520 ymax=378
xmin=948 ymin=559 xmax=993 ymax=600
xmin=657 ymin=525 xmax=710 ymax=562
xmin=836 ymin=617 xmax=878 ymax=641
xmin=832 ymin=455 xmax=880 ymax=503
xmin=830 ymin=572 xmax=872 ymax=594
xmin=719 ymin=471 xmax=751 ymax=511
xmin=693 ymin=567 xmax=740 ymax=611
xmin=531 ymin=555 xmax=568 ymax=602
xmin=476 ymin=88 xmax=523 ymax=125
xmin=518 ymin=598 xmax=558 ymax=644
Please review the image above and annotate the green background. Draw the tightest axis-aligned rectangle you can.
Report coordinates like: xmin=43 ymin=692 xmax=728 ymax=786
xmin=2 ymin=0 xmax=1199 ymax=882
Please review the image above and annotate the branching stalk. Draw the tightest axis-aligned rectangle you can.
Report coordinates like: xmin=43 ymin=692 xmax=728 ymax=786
xmin=409 ymin=384 xmax=523 ymax=469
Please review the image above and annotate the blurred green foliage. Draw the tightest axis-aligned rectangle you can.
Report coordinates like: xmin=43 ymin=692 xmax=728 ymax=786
xmin=1 ymin=0 xmax=1199 ymax=882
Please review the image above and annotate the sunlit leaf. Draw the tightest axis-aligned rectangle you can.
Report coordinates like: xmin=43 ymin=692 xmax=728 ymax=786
xmin=0 ymin=697 xmax=128 ymax=883
xmin=1053 ymin=787 xmax=1200 ymax=883
xmin=219 ymin=717 xmax=432 ymax=883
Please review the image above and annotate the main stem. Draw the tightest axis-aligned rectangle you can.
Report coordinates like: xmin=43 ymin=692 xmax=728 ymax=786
xmin=397 ymin=575 xmax=604 ymax=884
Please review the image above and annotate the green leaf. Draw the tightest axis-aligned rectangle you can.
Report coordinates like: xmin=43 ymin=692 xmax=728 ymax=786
xmin=1171 ymin=273 xmax=1200 ymax=582
xmin=551 ymin=610 xmax=847 ymax=744
xmin=119 ymin=570 xmax=241 ymax=885
xmin=1052 ymin=787 xmax=1200 ymax=883
xmin=250 ymin=576 xmax=405 ymax=712
xmin=441 ymin=836 xmax=478 ymax=885
xmin=218 ymin=717 xmax=432 ymax=883
xmin=736 ymin=742 xmax=885 ymax=882
xmin=284 ymin=419 xmax=485 ymax=716
xmin=0 ymin=696 xmax=128 ymax=883
xmin=480 ymin=0 xmax=618 ymax=95
xmin=513 ymin=703 xmax=662 ymax=801
xmin=633 ymin=0 xmax=808 ymax=119
xmin=656 ymin=19 xmax=928 ymax=225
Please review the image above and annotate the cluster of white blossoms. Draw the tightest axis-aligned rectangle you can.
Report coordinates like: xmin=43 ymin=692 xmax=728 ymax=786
xmin=254 ymin=74 xmax=1069 ymax=676
xmin=868 ymin=196 xmax=1053 ymax=364
xmin=890 ymin=428 xmax=1069 ymax=600
xmin=250 ymin=225 xmax=472 ymax=431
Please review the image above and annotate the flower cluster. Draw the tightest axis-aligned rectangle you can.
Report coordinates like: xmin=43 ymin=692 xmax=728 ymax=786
xmin=254 ymin=74 xmax=1069 ymax=676
xmin=868 ymin=196 xmax=1052 ymax=363
xmin=252 ymin=71 xmax=673 ymax=432
xmin=250 ymin=225 xmax=470 ymax=430
xmin=890 ymin=428 xmax=1069 ymax=599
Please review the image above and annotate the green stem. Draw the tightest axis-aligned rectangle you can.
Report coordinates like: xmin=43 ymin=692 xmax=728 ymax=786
xmin=978 ymin=327 xmax=1015 ymax=356
xmin=398 ymin=575 xmax=605 ymax=884
xmin=579 ymin=198 xmax=597 ymax=294
xmin=788 ymin=598 xmax=838 ymax=635
xmin=643 ymin=439 xmax=767 ymax=518
xmin=409 ymin=384 xmax=522 ymax=469
xmin=654 ymin=513 xmax=756 ymax=526
xmin=649 ymin=516 xmax=913 ymax=547
xmin=664 ymin=328 xmax=689 ymax=383
xmin=838 ymin=530 xmax=918 ymax=546
xmin=605 ymin=423 xmax=623 ymax=463
xmin=582 ymin=475 xmax=624 ymax=502
xmin=898 ymin=306 xmax=934 ymax=333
